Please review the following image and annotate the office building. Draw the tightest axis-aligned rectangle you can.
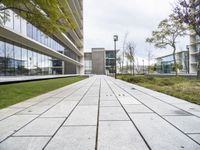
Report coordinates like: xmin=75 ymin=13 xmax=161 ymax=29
xmin=0 ymin=0 xmax=84 ymax=76
xmin=156 ymin=51 xmax=189 ymax=74
xmin=84 ymin=48 xmax=117 ymax=75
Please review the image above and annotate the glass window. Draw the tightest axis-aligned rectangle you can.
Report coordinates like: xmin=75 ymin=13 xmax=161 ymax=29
xmin=38 ymin=53 xmax=42 ymax=74
xmin=4 ymin=10 xmax=13 ymax=29
xmin=33 ymin=51 xmax=38 ymax=75
xmin=14 ymin=45 xmax=22 ymax=75
xmin=21 ymin=48 xmax=28 ymax=75
xmin=27 ymin=23 xmax=33 ymax=38
xmin=32 ymin=26 xmax=37 ymax=41
xmin=0 ymin=41 xmax=5 ymax=75
xmin=28 ymin=50 xmax=33 ymax=75
xmin=13 ymin=13 xmax=21 ymax=33
xmin=5 ymin=42 xmax=14 ymax=75
xmin=21 ymin=18 xmax=27 ymax=35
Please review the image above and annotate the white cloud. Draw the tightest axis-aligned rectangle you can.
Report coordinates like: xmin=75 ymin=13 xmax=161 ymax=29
xmin=83 ymin=0 xmax=189 ymax=64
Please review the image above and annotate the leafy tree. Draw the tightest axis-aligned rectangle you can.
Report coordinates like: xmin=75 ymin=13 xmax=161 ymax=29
xmin=146 ymin=14 xmax=187 ymax=76
xmin=125 ymin=41 xmax=136 ymax=75
xmin=174 ymin=0 xmax=200 ymax=35
xmin=174 ymin=0 xmax=200 ymax=77
xmin=0 ymin=0 xmax=76 ymax=35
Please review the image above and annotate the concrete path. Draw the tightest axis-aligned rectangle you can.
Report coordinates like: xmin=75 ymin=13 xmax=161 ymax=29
xmin=0 ymin=75 xmax=200 ymax=150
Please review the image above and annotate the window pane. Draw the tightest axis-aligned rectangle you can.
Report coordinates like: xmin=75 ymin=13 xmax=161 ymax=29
xmin=5 ymin=42 xmax=14 ymax=75
xmin=14 ymin=45 xmax=22 ymax=75
xmin=0 ymin=41 xmax=5 ymax=75
xmin=22 ymin=48 xmax=28 ymax=75
xmin=21 ymin=18 xmax=27 ymax=35
xmin=27 ymin=50 xmax=33 ymax=75
xmin=13 ymin=13 xmax=21 ymax=33
xmin=4 ymin=10 xmax=13 ymax=29
xmin=27 ymin=23 xmax=33 ymax=38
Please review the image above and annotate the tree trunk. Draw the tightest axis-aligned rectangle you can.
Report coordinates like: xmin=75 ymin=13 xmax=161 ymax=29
xmin=173 ymin=46 xmax=178 ymax=76
xmin=132 ymin=62 xmax=135 ymax=75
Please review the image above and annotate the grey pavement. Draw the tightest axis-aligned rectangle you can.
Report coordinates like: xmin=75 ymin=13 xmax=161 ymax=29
xmin=0 ymin=75 xmax=200 ymax=150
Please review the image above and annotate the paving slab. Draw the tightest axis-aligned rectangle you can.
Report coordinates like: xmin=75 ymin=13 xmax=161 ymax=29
xmin=0 ymin=137 xmax=50 ymax=150
xmin=124 ymin=104 xmax=153 ymax=113
xmin=14 ymin=118 xmax=64 ymax=136
xmin=79 ymin=96 xmax=99 ymax=105
xmin=118 ymin=96 xmax=141 ymax=105
xmin=98 ymin=121 xmax=149 ymax=150
xmin=164 ymin=116 xmax=200 ymax=133
xmin=45 ymin=126 xmax=96 ymax=150
xmin=99 ymin=107 xmax=129 ymax=121
xmin=129 ymin=90 xmax=190 ymax=116
xmin=63 ymin=96 xmax=82 ymax=101
xmin=64 ymin=105 xmax=98 ymax=126
xmin=172 ymin=102 xmax=200 ymax=117
xmin=100 ymin=96 xmax=117 ymax=101
xmin=130 ymin=113 xmax=200 ymax=150
xmin=40 ymin=101 xmax=78 ymax=118
xmin=9 ymin=101 xmax=38 ymax=109
xmin=188 ymin=134 xmax=200 ymax=144
xmin=17 ymin=98 xmax=63 ymax=115
xmin=0 ymin=108 xmax=24 ymax=121
xmin=100 ymin=100 xmax=120 ymax=107
xmin=0 ymin=115 xmax=37 ymax=142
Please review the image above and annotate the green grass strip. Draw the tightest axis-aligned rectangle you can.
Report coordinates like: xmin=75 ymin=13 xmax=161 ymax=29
xmin=117 ymin=75 xmax=200 ymax=105
xmin=0 ymin=76 xmax=86 ymax=109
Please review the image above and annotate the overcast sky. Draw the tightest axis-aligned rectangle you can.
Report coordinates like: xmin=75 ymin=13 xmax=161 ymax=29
xmin=83 ymin=0 xmax=189 ymax=64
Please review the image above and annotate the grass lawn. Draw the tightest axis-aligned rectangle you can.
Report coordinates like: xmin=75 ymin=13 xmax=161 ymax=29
xmin=0 ymin=76 xmax=86 ymax=109
xmin=117 ymin=75 xmax=200 ymax=105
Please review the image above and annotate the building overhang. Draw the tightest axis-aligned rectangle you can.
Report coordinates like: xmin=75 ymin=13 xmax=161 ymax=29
xmin=0 ymin=26 xmax=83 ymax=67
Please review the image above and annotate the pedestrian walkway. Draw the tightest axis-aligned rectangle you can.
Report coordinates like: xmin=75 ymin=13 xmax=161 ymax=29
xmin=0 ymin=75 xmax=200 ymax=150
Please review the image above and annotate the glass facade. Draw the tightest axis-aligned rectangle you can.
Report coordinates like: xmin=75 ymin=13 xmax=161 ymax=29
xmin=0 ymin=37 xmax=53 ymax=76
xmin=156 ymin=52 xmax=188 ymax=73
xmin=0 ymin=9 xmax=81 ymax=76
xmin=106 ymin=51 xmax=116 ymax=74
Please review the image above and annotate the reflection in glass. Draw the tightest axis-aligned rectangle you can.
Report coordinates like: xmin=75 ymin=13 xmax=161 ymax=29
xmin=14 ymin=45 xmax=22 ymax=75
xmin=0 ymin=41 xmax=5 ymax=75
xmin=5 ymin=42 xmax=14 ymax=75
xmin=13 ymin=13 xmax=21 ymax=33
xmin=21 ymin=48 xmax=28 ymax=75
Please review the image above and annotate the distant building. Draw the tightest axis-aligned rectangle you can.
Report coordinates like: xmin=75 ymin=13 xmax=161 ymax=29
xmin=156 ymin=51 xmax=189 ymax=74
xmin=84 ymin=48 xmax=117 ymax=75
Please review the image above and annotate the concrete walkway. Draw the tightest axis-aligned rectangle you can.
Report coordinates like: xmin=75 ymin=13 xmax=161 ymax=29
xmin=0 ymin=75 xmax=200 ymax=150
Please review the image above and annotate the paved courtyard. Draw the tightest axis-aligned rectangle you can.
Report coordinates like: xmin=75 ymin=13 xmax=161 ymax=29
xmin=0 ymin=75 xmax=200 ymax=150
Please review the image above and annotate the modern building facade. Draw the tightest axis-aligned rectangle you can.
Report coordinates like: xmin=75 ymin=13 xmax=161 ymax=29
xmin=84 ymin=52 xmax=92 ymax=74
xmin=84 ymin=48 xmax=117 ymax=75
xmin=105 ymin=50 xmax=116 ymax=74
xmin=156 ymin=51 xmax=189 ymax=74
xmin=189 ymin=1 xmax=200 ymax=74
xmin=0 ymin=1 xmax=84 ymax=76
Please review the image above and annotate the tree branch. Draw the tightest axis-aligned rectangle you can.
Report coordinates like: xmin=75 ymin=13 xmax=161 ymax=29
xmin=0 ymin=6 xmax=35 ymax=14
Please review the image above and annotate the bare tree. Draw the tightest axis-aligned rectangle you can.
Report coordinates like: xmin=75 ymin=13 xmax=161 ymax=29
xmin=147 ymin=48 xmax=154 ymax=74
xmin=125 ymin=41 xmax=136 ymax=75
xmin=117 ymin=55 xmax=122 ymax=73
xmin=122 ymin=32 xmax=129 ymax=73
